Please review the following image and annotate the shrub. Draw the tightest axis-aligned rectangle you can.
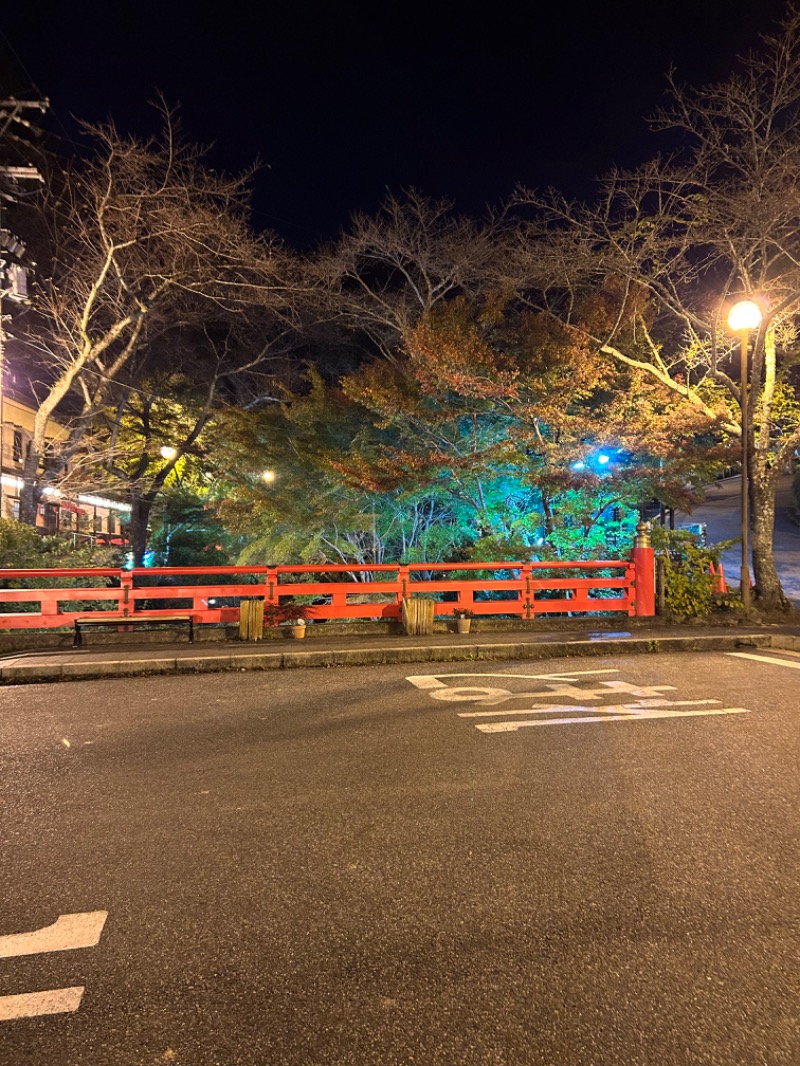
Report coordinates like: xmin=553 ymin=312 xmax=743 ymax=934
xmin=263 ymin=601 xmax=312 ymax=627
xmin=650 ymin=525 xmax=734 ymax=619
xmin=0 ymin=519 xmax=121 ymax=617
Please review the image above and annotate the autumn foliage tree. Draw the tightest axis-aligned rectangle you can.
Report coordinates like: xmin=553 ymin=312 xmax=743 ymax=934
xmin=216 ymin=294 xmax=721 ymax=568
xmin=512 ymin=7 xmax=800 ymax=609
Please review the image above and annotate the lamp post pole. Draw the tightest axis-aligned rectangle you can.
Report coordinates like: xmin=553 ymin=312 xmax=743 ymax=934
xmin=739 ymin=328 xmax=751 ymax=611
xmin=727 ymin=299 xmax=762 ymax=612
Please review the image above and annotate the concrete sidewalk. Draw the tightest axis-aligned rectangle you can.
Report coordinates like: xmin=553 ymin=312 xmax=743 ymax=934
xmin=1 ymin=622 xmax=798 ymax=684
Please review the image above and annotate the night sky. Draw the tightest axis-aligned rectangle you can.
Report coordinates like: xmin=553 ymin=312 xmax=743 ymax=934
xmin=0 ymin=0 xmax=792 ymax=246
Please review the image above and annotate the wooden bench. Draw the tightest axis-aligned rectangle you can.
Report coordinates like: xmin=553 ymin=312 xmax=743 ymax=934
xmin=73 ymin=613 xmax=194 ymax=647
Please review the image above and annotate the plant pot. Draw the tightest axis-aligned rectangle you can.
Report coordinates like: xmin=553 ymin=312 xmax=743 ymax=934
xmin=455 ymin=618 xmax=472 ymax=634
xmin=290 ymin=625 xmax=307 ymax=639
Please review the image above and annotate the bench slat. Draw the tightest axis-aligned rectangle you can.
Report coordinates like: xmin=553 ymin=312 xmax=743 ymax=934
xmin=74 ymin=614 xmax=191 ymax=623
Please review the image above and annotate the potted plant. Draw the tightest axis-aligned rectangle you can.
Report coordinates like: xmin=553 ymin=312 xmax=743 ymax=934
xmin=286 ymin=617 xmax=308 ymax=639
xmin=453 ymin=607 xmax=474 ymax=634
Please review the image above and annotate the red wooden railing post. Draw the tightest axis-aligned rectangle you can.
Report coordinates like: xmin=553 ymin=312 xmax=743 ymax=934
xmin=265 ymin=568 xmax=279 ymax=610
xmin=631 ymin=522 xmax=655 ymax=617
xmin=120 ymin=570 xmax=133 ymax=617
xmin=521 ymin=563 xmax=534 ymax=619
xmin=396 ymin=566 xmax=409 ymax=609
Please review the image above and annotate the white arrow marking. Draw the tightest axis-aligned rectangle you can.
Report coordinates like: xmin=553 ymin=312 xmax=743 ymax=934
xmin=0 ymin=987 xmax=85 ymax=1021
xmin=0 ymin=911 xmax=108 ymax=959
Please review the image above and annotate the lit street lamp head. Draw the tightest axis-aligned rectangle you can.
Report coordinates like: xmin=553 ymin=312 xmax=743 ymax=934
xmin=728 ymin=300 xmax=762 ymax=332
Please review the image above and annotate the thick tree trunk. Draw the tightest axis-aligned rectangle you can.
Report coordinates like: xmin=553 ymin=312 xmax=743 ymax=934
xmin=750 ymin=463 xmax=790 ymax=612
xmin=129 ymin=494 xmax=155 ymax=568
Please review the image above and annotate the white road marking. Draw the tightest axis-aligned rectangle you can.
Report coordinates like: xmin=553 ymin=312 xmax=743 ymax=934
xmin=406 ymin=670 xmax=751 ymax=734
xmin=0 ymin=911 xmax=108 ymax=959
xmin=0 ymin=987 xmax=85 ymax=1021
xmin=477 ymin=708 xmax=749 ymax=732
xmin=459 ymin=699 xmax=721 ymax=718
xmin=406 ymin=675 xmax=449 ymax=689
xmin=427 ymin=685 xmax=515 ymax=702
xmin=0 ymin=911 xmax=108 ymax=1023
xmin=405 ymin=669 xmax=619 ymax=691
xmin=727 ymin=652 xmax=800 ymax=670
xmin=427 ymin=679 xmax=676 ymax=705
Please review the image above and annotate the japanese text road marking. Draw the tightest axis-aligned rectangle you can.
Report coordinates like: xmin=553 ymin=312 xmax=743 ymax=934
xmin=407 ymin=669 xmax=619 ymax=691
xmin=413 ymin=677 xmax=676 ymax=705
xmin=0 ymin=911 xmax=107 ymax=1022
xmin=459 ymin=698 xmax=721 ymax=718
xmin=468 ymin=705 xmax=749 ymax=732
xmin=406 ymin=671 xmax=750 ymax=733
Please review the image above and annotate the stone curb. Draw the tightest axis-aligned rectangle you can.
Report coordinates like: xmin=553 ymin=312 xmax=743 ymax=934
xmin=0 ymin=632 xmax=779 ymax=685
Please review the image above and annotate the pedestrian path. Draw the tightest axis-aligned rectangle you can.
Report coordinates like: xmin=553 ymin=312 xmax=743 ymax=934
xmin=0 ymin=622 xmax=797 ymax=685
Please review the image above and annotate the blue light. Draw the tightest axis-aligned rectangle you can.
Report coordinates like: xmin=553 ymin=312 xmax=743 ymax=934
xmin=571 ymin=460 xmax=586 ymax=471
xmin=597 ymin=453 xmax=611 ymax=465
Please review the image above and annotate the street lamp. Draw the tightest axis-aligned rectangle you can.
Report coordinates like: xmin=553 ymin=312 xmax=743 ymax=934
xmin=727 ymin=299 xmax=762 ymax=610
xmin=160 ymin=446 xmax=177 ymax=460
xmin=261 ymin=470 xmax=276 ymax=483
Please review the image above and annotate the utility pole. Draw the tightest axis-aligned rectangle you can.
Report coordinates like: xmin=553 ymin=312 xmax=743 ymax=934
xmin=0 ymin=98 xmax=47 ymax=520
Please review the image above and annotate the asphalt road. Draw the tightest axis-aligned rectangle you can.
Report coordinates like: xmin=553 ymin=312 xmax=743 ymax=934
xmin=2 ymin=652 xmax=799 ymax=1066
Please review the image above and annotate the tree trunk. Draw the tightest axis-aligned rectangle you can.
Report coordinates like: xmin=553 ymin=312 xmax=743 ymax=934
xmin=541 ymin=492 xmax=554 ymax=536
xmin=750 ymin=463 xmax=790 ymax=612
xmin=18 ymin=446 xmax=43 ymax=527
xmin=129 ymin=494 xmax=155 ymax=567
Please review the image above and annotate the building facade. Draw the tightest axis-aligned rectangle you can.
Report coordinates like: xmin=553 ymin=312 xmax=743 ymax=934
xmin=0 ymin=391 xmax=130 ymax=545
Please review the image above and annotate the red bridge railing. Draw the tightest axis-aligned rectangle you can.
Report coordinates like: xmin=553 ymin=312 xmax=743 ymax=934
xmin=0 ymin=553 xmax=656 ymax=630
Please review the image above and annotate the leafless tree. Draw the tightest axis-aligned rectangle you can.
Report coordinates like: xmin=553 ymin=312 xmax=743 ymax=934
xmin=15 ymin=104 xmax=296 ymax=526
xmin=314 ymin=190 xmax=501 ymax=363
xmin=512 ymin=5 xmax=800 ymax=610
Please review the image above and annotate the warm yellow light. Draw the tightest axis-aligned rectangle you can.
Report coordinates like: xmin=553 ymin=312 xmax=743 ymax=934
xmin=261 ymin=470 xmax=276 ymax=483
xmin=160 ymin=446 xmax=177 ymax=460
xmin=728 ymin=300 xmax=762 ymax=332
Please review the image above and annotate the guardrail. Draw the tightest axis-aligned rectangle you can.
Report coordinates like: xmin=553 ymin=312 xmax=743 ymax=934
xmin=0 ymin=554 xmax=655 ymax=630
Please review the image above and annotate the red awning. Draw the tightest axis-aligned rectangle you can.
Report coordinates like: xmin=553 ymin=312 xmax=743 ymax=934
xmin=58 ymin=500 xmax=87 ymax=515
